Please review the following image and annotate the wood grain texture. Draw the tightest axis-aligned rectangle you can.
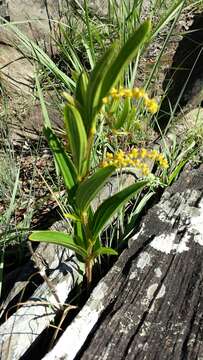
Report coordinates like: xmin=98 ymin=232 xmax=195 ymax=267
xmin=44 ymin=165 xmax=203 ymax=360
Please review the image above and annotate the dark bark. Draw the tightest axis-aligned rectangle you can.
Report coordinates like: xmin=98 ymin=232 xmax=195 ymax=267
xmin=44 ymin=165 xmax=203 ymax=360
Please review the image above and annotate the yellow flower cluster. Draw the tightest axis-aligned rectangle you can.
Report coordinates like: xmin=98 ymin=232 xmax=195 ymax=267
xmin=102 ymin=87 xmax=158 ymax=114
xmin=101 ymin=148 xmax=168 ymax=176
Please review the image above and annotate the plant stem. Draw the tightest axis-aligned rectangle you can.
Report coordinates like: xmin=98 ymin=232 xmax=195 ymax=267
xmin=84 ymin=0 xmax=95 ymax=65
xmin=85 ymin=259 xmax=93 ymax=284
xmin=81 ymin=211 xmax=93 ymax=285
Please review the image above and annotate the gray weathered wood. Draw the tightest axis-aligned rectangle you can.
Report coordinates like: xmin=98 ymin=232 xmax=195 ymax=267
xmin=43 ymin=165 xmax=203 ymax=360
xmin=0 ymin=220 xmax=72 ymax=317
xmin=0 ymin=219 xmax=80 ymax=360
xmin=0 ymin=244 xmax=79 ymax=360
xmin=0 ymin=174 xmax=136 ymax=360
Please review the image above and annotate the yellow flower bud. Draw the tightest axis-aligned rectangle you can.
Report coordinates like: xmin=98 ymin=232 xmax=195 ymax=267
xmin=102 ymin=97 xmax=109 ymax=104
xmin=160 ymin=159 xmax=169 ymax=169
xmin=112 ymin=93 xmax=120 ymax=99
xmin=119 ymin=89 xmax=126 ymax=97
xmin=140 ymin=148 xmax=147 ymax=158
xmin=132 ymin=87 xmax=140 ymax=99
xmin=147 ymin=99 xmax=159 ymax=113
xmin=130 ymin=148 xmax=139 ymax=158
xmin=138 ymin=88 xmax=146 ymax=98
xmin=110 ymin=87 xmax=118 ymax=96
xmin=123 ymin=89 xmax=133 ymax=98
xmin=101 ymin=161 xmax=109 ymax=168
xmin=149 ymin=149 xmax=159 ymax=160
xmin=106 ymin=152 xmax=113 ymax=159
xmin=142 ymin=164 xmax=150 ymax=176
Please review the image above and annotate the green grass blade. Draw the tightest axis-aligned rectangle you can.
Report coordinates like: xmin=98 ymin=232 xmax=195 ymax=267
xmin=92 ymin=180 xmax=148 ymax=239
xmin=86 ymin=45 xmax=116 ymax=131
xmin=82 ymin=38 xmax=95 ymax=70
xmin=84 ymin=0 xmax=96 ymax=65
xmin=151 ymin=0 xmax=185 ymax=40
xmin=167 ymin=159 xmax=188 ymax=186
xmin=0 ymin=167 xmax=20 ymax=298
xmin=44 ymin=127 xmax=77 ymax=190
xmin=114 ymin=98 xmax=131 ymax=129
xmin=35 ymin=73 xmax=52 ymax=129
xmin=29 ymin=231 xmax=87 ymax=258
xmin=75 ymin=166 xmax=116 ymax=212
xmin=0 ymin=19 xmax=75 ymax=89
xmin=93 ymin=247 xmax=118 ymax=258
xmin=121 ymin=191 xmax=155 ymax=243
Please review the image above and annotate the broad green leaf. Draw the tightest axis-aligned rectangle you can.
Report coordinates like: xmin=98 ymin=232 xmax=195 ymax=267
xmin=92 ymin=236 xmax=101 ymax=253
xmin=100 ymin=19 xmax=151 ymax=101
xmin=75 ymin=71 xmax=89 ymax=109
xmin=64 ymin=104 xmax=87 ymax=175
xmin=74 ymin=222 xmax=88 ymax=250
xmin=29 ymin=231 xmax=87 ymax=258
xmin=44 ymin=127 xmax=77 ymax=190
xmin=93 ymin=247 xmax=118 ymax=258
xmin=75 ymin=166 xmax=116 ymax=212
xmin=85 ymin=45 xmax=116 ymax=133
xmin=92 ymin=181 xmax=148 ymax=239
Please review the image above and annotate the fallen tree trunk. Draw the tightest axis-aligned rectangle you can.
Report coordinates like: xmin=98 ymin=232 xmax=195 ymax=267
xmin=0 ymin=174 xmax=135 ymax=360
xmin=44 ymin=165 xmax=203 ymax=360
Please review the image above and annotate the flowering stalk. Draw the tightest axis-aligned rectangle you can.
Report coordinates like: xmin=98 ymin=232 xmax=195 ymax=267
xmin=101 ymin=148 xmax=168 ymax=177
xmin=102 ymin=87 xmax=159 ymax=114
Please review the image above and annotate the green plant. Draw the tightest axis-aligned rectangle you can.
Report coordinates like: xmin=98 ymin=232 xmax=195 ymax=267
xmin=50 ymin=0 xmax=187 ymax=146
xmin=161 ymin=131 xmax=200 ymax=186
xmin=0 ymin=165 xmax=20 ymax=298
xmin=29 ymin=20 xmax=155 ymax=284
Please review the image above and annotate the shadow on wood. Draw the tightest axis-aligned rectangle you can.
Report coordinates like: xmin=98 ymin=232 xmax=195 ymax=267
xmin=44 ymin=165 xmax=203 ymax=360
xmin=157 ymin=11 xmax=203 ymax=131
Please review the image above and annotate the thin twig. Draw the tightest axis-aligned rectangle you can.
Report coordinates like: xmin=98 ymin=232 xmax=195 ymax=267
xmin=48 ymin=304 xmax=78 ymax=350
xmin=28 ymin=242 xmax=62 ymax=310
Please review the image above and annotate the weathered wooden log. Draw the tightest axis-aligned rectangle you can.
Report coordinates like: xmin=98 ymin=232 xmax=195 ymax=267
xmin=1 ymin=173 xmax=134 ymax=317
xmin=0 ymin=219 xmax=80 ymax=360
xmin=43 ymin=165 xmax=203 ymax=360
xmin=0 ymin=174 xmax=135 ymax=359
xmin=0 ymin=245 xmax=79 ymax=360
xmin=0 ymin=220 xmax=73 ymax=317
